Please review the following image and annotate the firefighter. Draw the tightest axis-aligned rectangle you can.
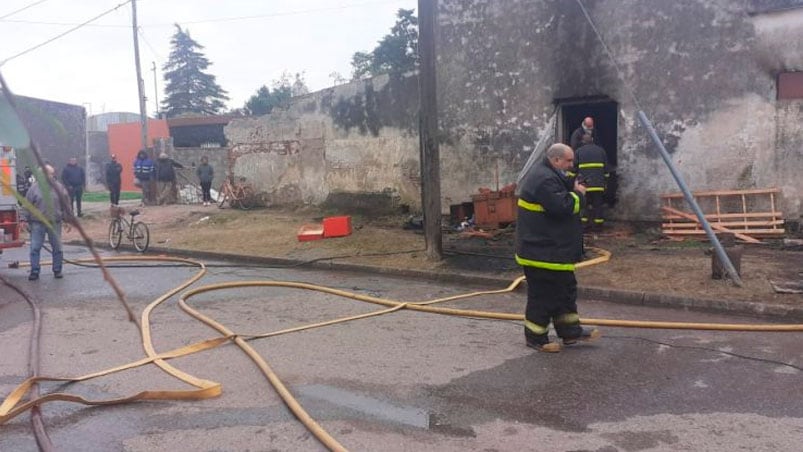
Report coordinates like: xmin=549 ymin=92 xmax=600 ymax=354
xmin=574 ymin=133 xmax=610 ymax=231
xmin=516 ymin=143 xmax=601 ymax=352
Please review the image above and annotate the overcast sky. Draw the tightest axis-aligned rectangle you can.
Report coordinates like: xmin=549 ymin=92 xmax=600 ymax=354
xmin=0 ymin=0 xmax=417 ymax=116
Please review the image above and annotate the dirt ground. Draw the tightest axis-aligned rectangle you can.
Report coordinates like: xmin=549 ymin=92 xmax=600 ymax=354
xmin=67 ymin=200 xmax=803 ymax=305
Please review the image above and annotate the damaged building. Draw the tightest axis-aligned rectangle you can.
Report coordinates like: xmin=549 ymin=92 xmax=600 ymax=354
xmin=225 ymin=0 xmax=803 ymax=226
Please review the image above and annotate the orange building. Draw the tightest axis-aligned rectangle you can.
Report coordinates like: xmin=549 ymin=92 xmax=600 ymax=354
xmin=107 ymin=119 xmax=170 ymax=191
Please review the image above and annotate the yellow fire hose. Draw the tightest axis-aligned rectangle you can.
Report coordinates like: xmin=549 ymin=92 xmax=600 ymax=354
xmin=2 ymin=249 xmax=802 ymax=451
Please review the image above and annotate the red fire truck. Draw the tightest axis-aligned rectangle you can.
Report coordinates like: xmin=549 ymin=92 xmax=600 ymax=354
xmin=0 ymin=144 xmax=25 ymax=253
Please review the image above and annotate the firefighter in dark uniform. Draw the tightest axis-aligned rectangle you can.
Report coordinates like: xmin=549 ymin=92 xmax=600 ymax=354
xmin=516 ymin=143 xmax=601 ymax=352
xmin=574 ymin=133 xmax=610 ymax=230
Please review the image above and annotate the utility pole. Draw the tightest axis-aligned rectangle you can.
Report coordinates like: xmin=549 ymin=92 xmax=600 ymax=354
xmin=131 ymin=0 xmax=148 ymax=151
xmin=152 ymin=61 xmax=159 ymax=117
xmin=417 ymin=0 xmax=442 ymax=260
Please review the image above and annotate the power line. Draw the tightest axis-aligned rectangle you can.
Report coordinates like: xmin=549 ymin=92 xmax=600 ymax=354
xmin=0 ymin=0 xmax=402 ymax=28
xmin=0 ymin=0 xmax=132 ymax=67
xmin=0 ymin=0 xmax=51 ymax=20
xmin=138 ymin=27 xmax=162 ymax=62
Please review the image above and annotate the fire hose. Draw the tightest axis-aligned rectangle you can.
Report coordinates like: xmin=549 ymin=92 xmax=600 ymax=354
xmin=2 ymin=248 xmax=803 ymax=452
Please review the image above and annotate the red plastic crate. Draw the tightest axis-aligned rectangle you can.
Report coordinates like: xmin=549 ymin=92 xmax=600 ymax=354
xmin=323 ymin=216 xmax=352 ymax=238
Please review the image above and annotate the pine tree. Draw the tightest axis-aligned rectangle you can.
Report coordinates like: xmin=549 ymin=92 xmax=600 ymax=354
xmin=161 ymin=24 xmax=229 ymax=117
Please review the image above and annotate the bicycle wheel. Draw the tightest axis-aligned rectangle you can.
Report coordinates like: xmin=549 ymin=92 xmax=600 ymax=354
xmin=109 ymin=219 xmax=123 ymax=249
xmin=217 ymin=184 xmax=228 ymax=208
xmin=237 ymin=188 xmax=255 ymax=210
xmin=132 ymin=222 xmax=150 ymax=252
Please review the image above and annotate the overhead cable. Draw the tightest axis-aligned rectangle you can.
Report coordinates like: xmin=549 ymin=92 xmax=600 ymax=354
xmin=0 ymin=0 xmax=133 ymax=67
xmin=0 ymin=0 xmax=51 ymax=20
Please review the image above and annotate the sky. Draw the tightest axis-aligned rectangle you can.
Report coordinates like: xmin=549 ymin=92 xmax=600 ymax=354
xmin=0 ymin=0 xmax=417 ymax=116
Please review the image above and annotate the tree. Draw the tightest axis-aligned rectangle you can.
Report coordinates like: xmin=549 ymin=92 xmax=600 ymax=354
xmin=351 ymin=9 xmax=418 ymax=80
xmin=243 ymin=72 xmax=309 ymax=116
xmin=161 ymin=24 xmax=229 ymax=117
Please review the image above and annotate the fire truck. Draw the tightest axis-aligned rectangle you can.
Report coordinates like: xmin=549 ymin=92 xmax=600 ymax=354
xmin=0 ymin=144 xmax=24 ymax=253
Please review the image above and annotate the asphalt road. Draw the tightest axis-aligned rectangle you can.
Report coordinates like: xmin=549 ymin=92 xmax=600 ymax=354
xmin=1 ymin=245 xmax=802 ymax=451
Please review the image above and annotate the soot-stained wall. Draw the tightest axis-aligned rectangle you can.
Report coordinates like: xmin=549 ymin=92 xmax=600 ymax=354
xmin=438 ymin=0 xmax=803 ymax=220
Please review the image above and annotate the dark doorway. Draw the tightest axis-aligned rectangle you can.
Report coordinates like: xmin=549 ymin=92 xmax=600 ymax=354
xmin=557 ymin=97 xmax=619 ymax=205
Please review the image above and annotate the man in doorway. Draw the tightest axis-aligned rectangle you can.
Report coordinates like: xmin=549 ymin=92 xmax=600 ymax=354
xmin=570 ymin=116 xmax=596 ymax=151
xmin=516 ymin=143 xmax=601 ymax=353
xmin=574 ymin=133 xmax=610 ymax=230
xmin=61 ymin=156 xmax=85 ymax=217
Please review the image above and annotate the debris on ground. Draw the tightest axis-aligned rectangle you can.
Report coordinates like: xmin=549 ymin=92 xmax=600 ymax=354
xmin=770 ymin=280 xmax=803 ymax=294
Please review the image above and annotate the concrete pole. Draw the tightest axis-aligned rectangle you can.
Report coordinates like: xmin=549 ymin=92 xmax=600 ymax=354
xmin=131 ymin=0 xmax=148 ymax=151
xmin=637 ymin=111 xmax=743 ymax=287
xmin=417 ymin=0 xmax=443 ymax=260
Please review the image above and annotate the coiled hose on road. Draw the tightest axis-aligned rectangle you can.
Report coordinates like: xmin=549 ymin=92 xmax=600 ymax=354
xmin=2 ymin=249 xmax=803 ymax=451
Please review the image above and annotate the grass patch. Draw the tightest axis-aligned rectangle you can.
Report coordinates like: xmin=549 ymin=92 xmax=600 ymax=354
xmin=82 ymin=191 xmax=141 ymax=202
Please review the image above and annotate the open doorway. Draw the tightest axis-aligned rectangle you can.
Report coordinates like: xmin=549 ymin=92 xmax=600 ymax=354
xmin=556 ymin=97 xmax=619 ymax=206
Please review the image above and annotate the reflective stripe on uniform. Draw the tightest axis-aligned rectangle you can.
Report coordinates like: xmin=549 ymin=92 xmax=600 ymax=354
xmin=581 ymin=217 xmax=588 ymax=222
xmin=515 ymin=254 xmax=575 ymax=271
xmin=525 ymin=320 xmax=549 ymax=335
xmin=594 ymin=219 xmax=605 ymax=224
xmin=586 ymin=187 xmax=604 ymax=192
xmin=570 ymin=192 xmax=580 ymax=214
xmin=517 ymin=199 xmax=545 ymax=212
xmin=566 ymin=171 xmax=576 ymax=177
xmin=555 ymin=313 xmax=580 ymax=325
xmin=578 ymin=163 xmax=604 ymax=169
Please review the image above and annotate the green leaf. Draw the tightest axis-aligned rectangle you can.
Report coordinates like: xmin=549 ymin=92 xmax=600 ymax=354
xmin=0 ymin=91 xmax=31 ymax=149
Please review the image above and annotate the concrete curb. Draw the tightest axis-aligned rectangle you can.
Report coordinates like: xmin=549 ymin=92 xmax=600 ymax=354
xmin=67 ymin=241 xmax=803 ymax=321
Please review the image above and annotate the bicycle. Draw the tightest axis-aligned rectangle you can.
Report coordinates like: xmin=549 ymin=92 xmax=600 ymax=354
xmin=217 ymin=176 xmax=255 ymax=210
xmin=109 ymin=207 xmax=150 ymax=252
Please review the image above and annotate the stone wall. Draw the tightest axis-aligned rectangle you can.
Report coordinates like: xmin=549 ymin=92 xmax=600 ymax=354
xmin=225 ymin=73 xmax=421 ymax=209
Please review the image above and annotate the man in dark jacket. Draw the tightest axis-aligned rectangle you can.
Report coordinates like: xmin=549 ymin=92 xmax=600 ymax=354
xmin=61 ymin=156 xmax=85 ymax=217
xmin=569 ymin=116 xmax=596 ymax=151
xmin=155 ymin=152 xmax=184 ymax=205
xmin=574 ymin=133 xmax=610 ymax=230
xmin=105 ymin=154 xmax=123 ymax=206
xmin=516 ymin=143 xmax=600 ymax=352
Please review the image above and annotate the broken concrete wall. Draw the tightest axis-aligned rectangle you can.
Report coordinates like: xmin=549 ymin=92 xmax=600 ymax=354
xmin=437 ymin=0 xmax=803 ymax=221
xmin=225 ymin=74 xmax=421 ymax=209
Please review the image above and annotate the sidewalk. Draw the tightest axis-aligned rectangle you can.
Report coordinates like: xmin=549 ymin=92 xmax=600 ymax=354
xmin=67 ymin=200 xmax=803 ymax=320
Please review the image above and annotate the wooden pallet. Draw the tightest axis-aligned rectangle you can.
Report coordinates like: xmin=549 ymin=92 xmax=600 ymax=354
xmin=661 ymin=188 xmax=784 ymax=242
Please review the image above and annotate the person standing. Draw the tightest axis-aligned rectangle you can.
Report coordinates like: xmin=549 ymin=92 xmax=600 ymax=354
xmin=515 ymin=143 xmax=600 ymax=352
xmin=154 ymin=152 xmax=183 ymax=205
xmin=196 ymin=156 xmax=214 ymax=206
xmin=134 ymin=150 xmax=154 ymax=205
xmin=61 ymin=156 xmax=85 ymax=217
xmin=25 ymin=164 xmax=70 ymax=280
xmin=105 ymin=154 xmax=123 ymax=206
xmin=570 ymin=116 xmax=596 ymax=151
xmin=574 ymin=133 xmax=610 ymax=230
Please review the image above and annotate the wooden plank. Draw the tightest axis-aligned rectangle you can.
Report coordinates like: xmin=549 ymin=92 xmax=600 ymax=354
xmin=660 ymin=188 xmax=781 ymax=198
xmin=662 ymin=220 xmax=785 ymax=228
xmin=662 ymin=212 xmax=783 ymax=220
xmin=660 ymin=206 xmax=763 ymax=243
xmin=663 ymin=229 xmax=784 ymax=236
